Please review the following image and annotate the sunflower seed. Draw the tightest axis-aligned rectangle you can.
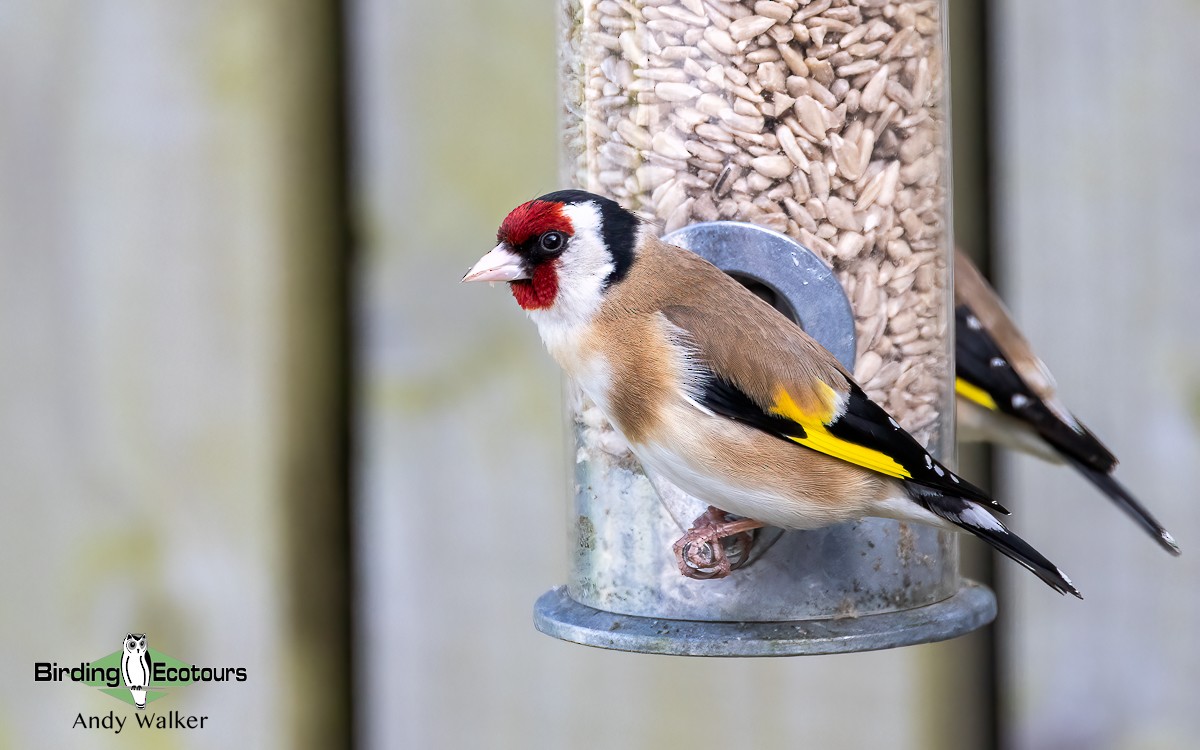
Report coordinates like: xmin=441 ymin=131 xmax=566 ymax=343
xmin=729 ymin=15 xmax=777 ymax=41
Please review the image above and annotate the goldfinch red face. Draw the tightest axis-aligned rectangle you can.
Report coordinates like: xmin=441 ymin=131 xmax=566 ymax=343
xmin=463 ymin=190 xmax=640 ymax=326
xmin=476 ymin=197 xmax=574 ymax=311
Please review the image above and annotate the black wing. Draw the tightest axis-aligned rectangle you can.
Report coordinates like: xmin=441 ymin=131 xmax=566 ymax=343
xmin=957 ymin=303 xmax=1179 ymax=554
xmin=956 ymin=303 xmax=1116 ymax=472
xmin=701 ymin=370 xmax=1009 ymax=514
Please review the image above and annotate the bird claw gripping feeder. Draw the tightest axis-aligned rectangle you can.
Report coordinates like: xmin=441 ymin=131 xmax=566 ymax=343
xmin=535 ymin=0 xmax=996 ymax=655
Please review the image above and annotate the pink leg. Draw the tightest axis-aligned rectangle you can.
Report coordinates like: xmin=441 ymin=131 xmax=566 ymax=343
xmin=673 ymin=506 xmax=766 ymax=580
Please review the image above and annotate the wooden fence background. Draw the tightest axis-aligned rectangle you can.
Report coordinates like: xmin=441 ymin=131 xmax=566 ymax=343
xmin=994 ymin=2 xmax=1200 ymax=747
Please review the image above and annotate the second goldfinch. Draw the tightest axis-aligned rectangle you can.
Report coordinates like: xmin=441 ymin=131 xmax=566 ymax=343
xmin=465 ymin=190 xmax=1081 ymax=597
xmin=954 ymin=249 xmax=1179 ymax=554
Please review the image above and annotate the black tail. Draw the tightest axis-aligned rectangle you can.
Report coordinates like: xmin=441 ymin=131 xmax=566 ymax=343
xmin=916 ymin=491 xmax=1083 ymax=598
xmin=1024 ymin=410 xmax=1179 ymax=555
xmin=1023 ymin=402 xmax=1116 ymax=473
xmin=956 ymin=302 xmax=1177 ymax=555
xmin=1070 ymin=462 xmax=1180 ymax=555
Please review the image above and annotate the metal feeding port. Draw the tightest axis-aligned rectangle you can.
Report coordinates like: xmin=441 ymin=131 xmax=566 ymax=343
xmin=533 ymin=222 xmax=996 ymax=656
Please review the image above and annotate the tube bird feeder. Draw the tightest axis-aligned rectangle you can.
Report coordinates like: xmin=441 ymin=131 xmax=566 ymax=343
xmin=535 ymin=0 xmax=996 ymax=655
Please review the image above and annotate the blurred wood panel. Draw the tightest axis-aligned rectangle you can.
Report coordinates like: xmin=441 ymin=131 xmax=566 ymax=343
xmin=993 ymin=2 xmax=1200 ymax=748
xmin=0 ymin=1 xmax=346 ymax=747
xmin=352 ymin=1 xmax=989 ymax=749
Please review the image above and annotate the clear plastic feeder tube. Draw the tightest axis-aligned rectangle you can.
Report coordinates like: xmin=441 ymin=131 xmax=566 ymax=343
xmin=536 ymin=0 xmax=994 ymax=655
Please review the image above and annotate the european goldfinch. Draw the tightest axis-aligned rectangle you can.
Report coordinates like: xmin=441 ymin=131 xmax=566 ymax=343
xmin=465 ymin=190 xmax=1080 ymax=597
xmin=955 ymin=249 xmax=1179 ymax=554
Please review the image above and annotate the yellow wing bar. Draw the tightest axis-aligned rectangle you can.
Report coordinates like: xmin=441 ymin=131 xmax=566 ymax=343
xmin=770 ymin=387 xmax=912 ymax=480
xmin=956 ymin=377 xmax=999 ymax=411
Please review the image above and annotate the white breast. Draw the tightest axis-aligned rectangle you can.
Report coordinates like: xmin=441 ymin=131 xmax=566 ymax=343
xmin=628 ymin=406 xmax=845 ymax=530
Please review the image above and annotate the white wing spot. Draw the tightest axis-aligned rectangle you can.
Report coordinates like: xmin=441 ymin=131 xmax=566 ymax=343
xmin=1011 ymin=394 xmax=1030 ymax=409
xmin=966 ymin=314 xmax=982 ymax=330
xmin=924 ymin=454 xmax=933 ymax=469
xmin=934 ymin=465 xmax=944 ymax=476
xmin=888 ymin=417 xmax=899 ymax=429
xmin=990 ymin=357 xmax=1006 ymax=368
xmin=950 ymin=474 xmax=960 ymax=483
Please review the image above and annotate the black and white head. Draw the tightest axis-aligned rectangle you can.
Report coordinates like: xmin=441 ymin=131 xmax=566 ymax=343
xmin=123 ymin=634 xmax=147 ymax=655
xmin=462 ymin=190 xmax=642 ymax=332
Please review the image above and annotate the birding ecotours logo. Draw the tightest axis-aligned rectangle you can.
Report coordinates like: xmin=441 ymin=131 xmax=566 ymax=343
xmin=34 ymin=633 xmax=248 ymax=731
xmin=33 ymin=634 xmax=199 ymax=708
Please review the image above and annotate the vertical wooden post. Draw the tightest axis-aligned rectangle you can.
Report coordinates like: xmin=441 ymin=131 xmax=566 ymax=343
xmin=0 ymin=1 xmax=349 ymax=746
xmin=917 ymin=2 xmax=999 ymax=748
xmin=275 ymin=2 xmax=353 ymax=748
xmin=994 ymin=1 xmax=1200 ymax=746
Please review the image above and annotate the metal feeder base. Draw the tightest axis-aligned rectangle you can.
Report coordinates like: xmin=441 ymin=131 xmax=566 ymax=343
xmin=533 ymin=582 xmax=996 ymax=657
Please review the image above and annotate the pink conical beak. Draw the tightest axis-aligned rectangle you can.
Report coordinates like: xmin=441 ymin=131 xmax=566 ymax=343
xmin=462 ymin=245 xmax=530 ymax=283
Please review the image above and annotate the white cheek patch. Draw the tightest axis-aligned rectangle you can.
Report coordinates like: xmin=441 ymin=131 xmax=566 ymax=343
xmin=529 ymin=202 xmax=615 ymax=342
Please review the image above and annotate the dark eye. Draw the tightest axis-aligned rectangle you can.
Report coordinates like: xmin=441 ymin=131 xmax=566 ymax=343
xmin=539 ymin=231 xmax=565 ymax=253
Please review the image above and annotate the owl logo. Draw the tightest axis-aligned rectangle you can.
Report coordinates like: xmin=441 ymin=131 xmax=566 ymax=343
xmin=120 ymin=634 xmax=153 ymax=710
